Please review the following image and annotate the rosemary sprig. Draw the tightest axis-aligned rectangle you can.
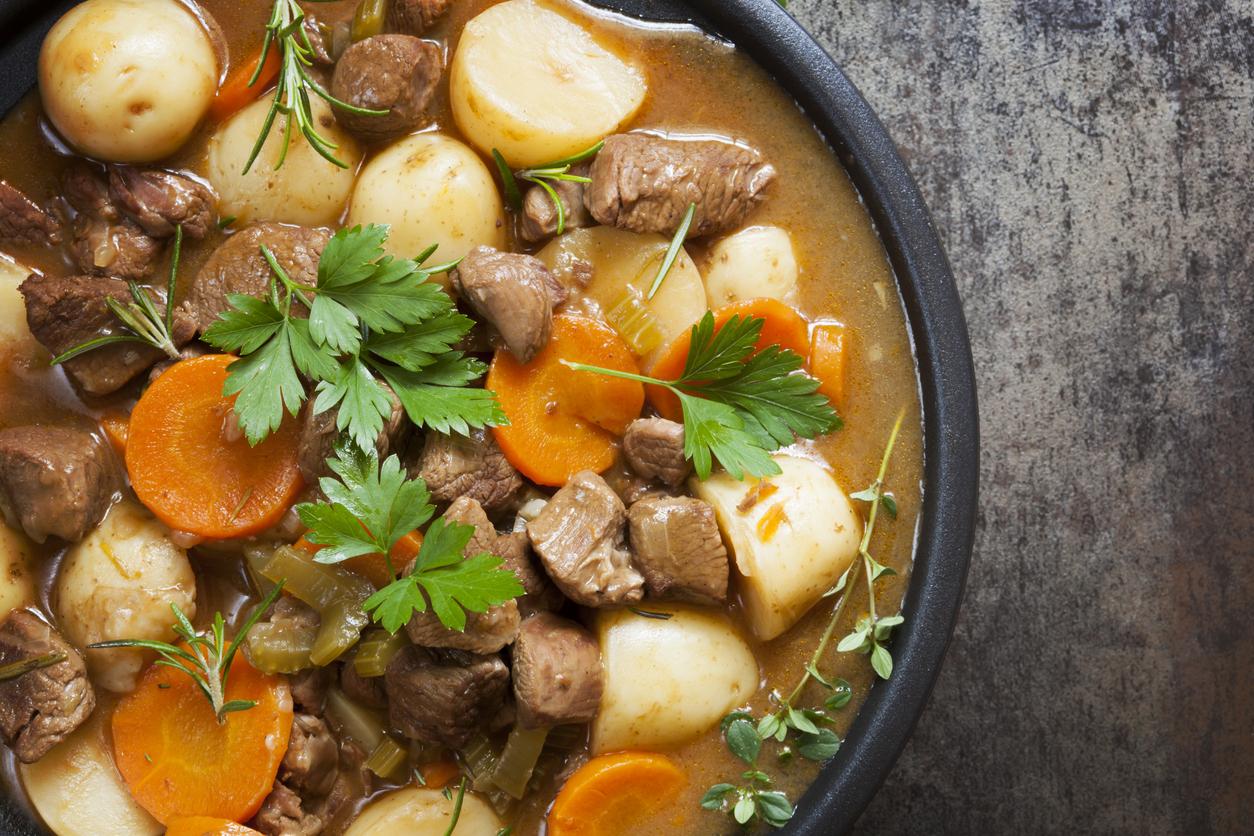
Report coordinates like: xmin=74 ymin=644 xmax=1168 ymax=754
xmin=646 ymin=202 xmax=696 ymax=300
xmin=491 ymin=141 xmax=604 ymax=235
xmin=89 ymin=581 xmax=285 ymax=723
xmin=0 ymin=651 xmax=67 ymax=682
xmin=51 ymin=226 xmax=185 ymax=366
xmin=245 ymin=0 xmax=387 ymax=174
xmin=443 ymin=776 xmax=468 ymax=836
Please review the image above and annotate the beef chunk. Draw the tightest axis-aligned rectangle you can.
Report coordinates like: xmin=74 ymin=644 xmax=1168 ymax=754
xmin=586 ymin=134 xmax=776 ymax=237
xmin=0 ymin=611 xmax=95 ymax=763
xmin=627 ymin=495 xmax=729 ymax=605
xmin=385 ymin=646 xmax=509 ymax=748
xmin=387 ymin=0 xmax=453 ymax=34
xmin=452 ymin=245 xmax=559 ymax=363
xmin=297 ymin=384 xmax=409 ymax=485
xmin=339 ymin=662 xmax=388 ymax=710
xmin=512 ymin=613 xmax=601 ymax=728
xmin=331 ymin=35 xmax=442 ymax=142
xmin=0 ymin=181 xmax=60 ymax=247
xmin=281 ymin=713 xmax=339 ymax=797
xmin=409 ymin=428 xmax=523 ymax=514
xmin=527 ymin=470 xmax=643 ymax=607
xmin=0 ymin=426 xmax=120 ymax=543
xmin=302 ymin=13 xmax=336 ymax=65
xmin=495 ymin=530 xmax=564 ymax=616
xmin=518 ymin=165 xmax=593 ymax=243
xmin=252 ymin=780 xmax=323 ymax=836
xmin=290 ymin=666 xmax=329 ymax=715
xmin=148 ymin=341 xmax=209 ymax=383
xmin=189 ymin=223 xmax=328 ymax=333
xmin=107 ymin=166 xmax=216 ymax=239
xmin=20 ymin=272 xmax=196 ymax=396
xmin=62 ymin=163 xmax=161 ymax=281
xmin=622 ymin=417 xmax=690 ymax=488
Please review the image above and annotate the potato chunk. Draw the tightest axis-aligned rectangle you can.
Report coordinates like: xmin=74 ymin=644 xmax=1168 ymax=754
xmin=450 ymin=0 xmax=647 ymax=167
xmin=592 ymin=605 xmax=758 ymax=753
xmin=0 ymin=254 xmax=37 ymax=353
xmin=692 ymin=454 xmax=862 ymax=640
xmin=0 ymin=522 xmax=35 ymax=617
xmin=702 ymin=225 xmax=800 ymax=307
xmin=346 ymin=787 xmax=503 ymax=835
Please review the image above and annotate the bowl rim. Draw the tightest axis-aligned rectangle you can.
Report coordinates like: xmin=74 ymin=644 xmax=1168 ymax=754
xmin=0 ymin=0 xmax=979 ymax=833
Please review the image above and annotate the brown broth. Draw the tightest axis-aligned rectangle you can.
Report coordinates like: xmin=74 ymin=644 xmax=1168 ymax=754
xmin=0 ymin=0 xmax=924 ymax=833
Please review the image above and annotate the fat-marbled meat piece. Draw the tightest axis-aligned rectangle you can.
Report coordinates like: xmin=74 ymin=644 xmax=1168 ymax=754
xmin=0 ymin=181 xmax=60 ymax=247
xmin=280 ymin=713 xmax=339 ymax=797
xmin=331 ymin=35 xmax=443 ymax=142
xmin=627 ymin=495 xmax=728 ymax=605
xmin=494 ymin=530 xmax=564 ymax=617
xmin=189 ymin=223 xmax=328 ymax=333
xmin=0 ymin=611 xmax=95 ymax=763
xmin=20 ymin=272 xmax=196 ymax=396
xmin=107 ymin=166 xmax=216 ymax=239
xmin=622 ymin=417 xmax=690 ymax=488
xmin=409 ymin=428 xmax=523 ymax=514
xmin=297 ymin=384 xmax=409 ymax=485
xmin=586 ymin=134 xmax=776 ymax=237
xmin=452 ymin=245 xmax=562 ymax=363
xmin=387 ymin=0 xmax=453 ymax=34
xmin=0 ymin=426 xmax=120 ymax=544
xmin=385 ymin=646 xmax=509 ymax=748
xmin=518 ymin=164 xmax=593 ymax=243
xmin=62 ymin=163 xmax=161 ymax=281
xmin=527 ymin=470 xmax=643 ymax=607
xmin=512 ymin=613 xmax=601 ymax=728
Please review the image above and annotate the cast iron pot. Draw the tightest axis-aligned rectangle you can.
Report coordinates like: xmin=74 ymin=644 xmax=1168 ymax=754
xmin=0 ymin=0 xmax=979 ymax=832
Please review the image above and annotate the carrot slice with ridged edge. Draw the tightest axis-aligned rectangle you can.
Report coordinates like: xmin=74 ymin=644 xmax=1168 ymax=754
xmin=111 ymin=651 xmax=292 ymax=824
xmin=126 ymin=354 xmax=303 ymax=540
xmin=548 ymin=751 xmax=687 ymax=836
xmin=489 ymin=314 xmax=644 ymax=487
xmin=165 ymin=817 xmax=264 ymax=836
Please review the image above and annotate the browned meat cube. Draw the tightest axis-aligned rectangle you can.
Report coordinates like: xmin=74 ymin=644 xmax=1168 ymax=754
xmin=280 ymin=713 xmax=339 ymax=797
xmin=339 ymin=662 xmax=388 ymax=711
xmin=452 ymin=245 xmax=561 ymax=363
xmin=586 ymin=133 xmax=776 ymax=237
xmin=622 ymin=417 xmax=691 ymax=488
xmin=408 ymin=428 xmax=523 ymax=514
xmin=0 ymin=426 xmax=120 ymax=544
xmin=518 ymin=165 xmax=593 ymax=243
xmin=62 ymin=163 xmax=162 ymax=281
xmin=331 ymin=35 xmax=443 ymax=142
xmin=627 ymin=495 xmax=729 ymax=605
xmin=512 ymin=613 xmax=602 ymax=728
xmin=494 ymin=529 xmax=565 ymax=617
xmin=297 ymin=383 xmax=409 ymax=486
xmin=0 ymin=611 xmax=95 ymax=763
xmin=385 ymin=646 xmax=509 ymax=748
xmin=388 ymin=0 xmax=454 ymax=34
xmin=527 ymin=470 xmax=643 ymax=607
xmin=0 ymin=180 xmax=60 ymax=247
xmin=107 ymin=166 xmax=216 ymax=239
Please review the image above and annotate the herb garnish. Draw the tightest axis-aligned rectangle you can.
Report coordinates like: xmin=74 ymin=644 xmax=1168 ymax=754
xmin=492 ymin=141 xmax=604 ymax=236
xmin=52 ymin=226 xmax=185 ymax=366
xmin=645 ymin=202 xmax=696 ymax=300
xmin=245 ymin=0 xmax=385 ymax=173
xmin=296 ymin=444 xmax=524 ymax=634
xmin=203 ymin=224 xmax=506 ymax=447
xmin=444 ymin=777 xmax=468 ymax=836
xmin=566 ymin=312 xmax=840 ymax=480
xmin=89 ymin=582 xmax=285 ymax=723
xmin=0 ymin=651 xmax=67 ymax=682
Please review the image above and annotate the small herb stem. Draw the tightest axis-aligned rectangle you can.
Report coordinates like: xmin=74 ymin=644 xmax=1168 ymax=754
xmin=560 ymin=359 xmax=669 ymax=389
xmin=0 ymin=651 xmax=67 ymax=682
xmin=647 ymin=202 xmax=696 ymax=300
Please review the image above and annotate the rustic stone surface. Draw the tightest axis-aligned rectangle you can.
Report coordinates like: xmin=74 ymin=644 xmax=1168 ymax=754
xmin=792 ymin=1 xmax=1254 ymax=832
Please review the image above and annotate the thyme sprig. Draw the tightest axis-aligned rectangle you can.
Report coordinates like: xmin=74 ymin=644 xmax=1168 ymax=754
xmin=491 ymin=141 xmax=604 ymax=235
xmin=89 ymin=582 xmax=285 ymax=723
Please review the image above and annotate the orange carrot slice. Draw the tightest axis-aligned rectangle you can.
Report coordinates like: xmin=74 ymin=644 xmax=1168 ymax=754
xmin=809 ymin=321 xmax=850 ymax=411
xmin=126 ymin=354 xmax=303 ymax=540
xmin=166 ymin=817 xmax=263 ymax=836
xmin=294 ymin=529 xmax=423 ymax=589
xmin=210 ymin=44 xmax=281 ymax=123
xmin=99 ymin=411 xmax=130 ymax=455
xmin=489 ymin=315 xmax=644 ymax=487
xmin=418 ymin=758 xmax=461 ymax=789
xmin=548 ymin=751 xmax=686 ymax=836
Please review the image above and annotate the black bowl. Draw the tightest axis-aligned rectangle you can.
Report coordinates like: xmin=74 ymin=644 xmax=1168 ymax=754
xmin=0 ymin=0 xmax=979 ymax=832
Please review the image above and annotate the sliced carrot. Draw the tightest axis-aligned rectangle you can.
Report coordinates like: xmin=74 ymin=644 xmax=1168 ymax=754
xmin=489 ymin=315 xmax=644 ymax=487
xmin=99 ymin=411 xmax=129 ymax=455
xmin=210 ymin=43 xmax=281 ymax=122
xmin=295 ymin=529 xmax=423 ymax=588
xmin=165 ymin=817 xmax=263 ymax=836
xmin=126 ymin=355 xmax=303 ymax=540
xmin=418 ymin=758 xmax=460 ymax=789
xmin=111 ymin=651 xmax=292 ymax=825
xmin=809 ymin=321 xmax=850 ymax=411
xmin=647 ymin=298 xmax=811 ymax=421
xmin=548 ymin=751 xmax=686 ymax=836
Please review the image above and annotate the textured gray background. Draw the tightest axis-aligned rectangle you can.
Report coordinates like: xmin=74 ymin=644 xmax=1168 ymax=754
xmin=788 ymin=1 xmax=1254 ymax=833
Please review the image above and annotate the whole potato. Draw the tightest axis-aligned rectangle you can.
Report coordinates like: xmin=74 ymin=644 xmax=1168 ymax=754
xmin=346 ymin=787 xmax=503 ymax=835
xmin=702 ymin=225 xmax=800 ymax=307
xmin=208 ymin=96 xmax=363 ymax=227
xmin=38 ymin=0 xmax=218 ymax=163
xmin=347 ymin=133 xmax=505 ymax=276
xmin=0 ymin=255 xmax=37 ymax=353
xmin=55 ymin=500 xmax=197 ymax=693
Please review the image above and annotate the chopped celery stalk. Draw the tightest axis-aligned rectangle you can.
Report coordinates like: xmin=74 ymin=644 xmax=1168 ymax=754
xmin=311 ymin=596 xmax=370 ymax=666
xmin=262 ymin=546 xmax=373 ymax=665
xmin=460 ymin=732 xmax=500 ymax=793
xmin=544 ymin=723 xmax=587 ymax=752
xmin=354 ymin=629 xmax=408 ymax=678
xmin=245 ymin=621 xmax=315 ymax=674
xmin=491 ymin=725 xmax=550 ymax=799
xmin=326 ymin=687 xmax=385 ymax=751
xmin=487 ymin=788 xmax=518 ymax=818
xmin=244 ymin=544 xmax=278 ymax=596
xmin=365 ymin=736 xmax=409 ymax=781
xmin=606 ymin=290 xmax=664 ymax=355
xmin=350 ymin=0 xmax=386 ymax=41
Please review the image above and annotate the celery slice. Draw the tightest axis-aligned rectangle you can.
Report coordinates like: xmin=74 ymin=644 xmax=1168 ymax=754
xmin=365 ymin=736 xmax=409 ymax=781
xmin=354 ymin=629 xmax=408 ymax=678
xmin=491 ymin=724 xmax=550 ymax=799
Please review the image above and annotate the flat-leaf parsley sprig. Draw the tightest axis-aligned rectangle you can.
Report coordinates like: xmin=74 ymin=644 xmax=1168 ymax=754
xmin=203 ymin=224 xmax=506 ymax=447
xmin=565 ymin=312 xmax=840 ymax=480
xmin=296 ymin=444 xmax=524 ymax=634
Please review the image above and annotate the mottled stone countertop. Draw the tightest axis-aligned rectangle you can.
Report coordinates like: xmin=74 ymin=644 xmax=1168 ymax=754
xmin=788 ymin=1 xmax=1252 ymax=833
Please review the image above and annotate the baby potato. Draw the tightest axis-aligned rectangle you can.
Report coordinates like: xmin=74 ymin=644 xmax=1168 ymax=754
xmin=346 ymin=787 xmax=503 ymax=835
xmin=38 ymin=0 xmax=217 ymax=163
xmin=535 ymin=226 xmax=706 ymax=363
xmin=208 ymin=95 xmax=363 ymax=226
xmin=0 ymin=254 xmax=36 ymax=351
xmin=450 ymin=0 xmax=647 ymax=167
xmin=592 ymin=605 xmax=759 ymax=754
xmin=702 ymin=225 xmax=800 ymax=307
xmin=692 ymin=454 xmax=862 ymax=641
xmin=20 ymin=708 xmax=163 ymax=836
xmin=55 ymin=500 xmax=197 ymax=693
xmin=347 ymin=133 xmax=505 ymax=276
xmin=0 ymin=522 xmax=36 ymax=617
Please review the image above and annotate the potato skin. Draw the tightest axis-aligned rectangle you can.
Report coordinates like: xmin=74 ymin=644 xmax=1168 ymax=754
xmin=38 ymin=0 xmax=218 ymax=163
xmin=702 ymin=225 xmax=800 ymax=307
xmin=0 ymin=522 xmax=35 ymax=617
xmin=346 ymin=787 xmax=503 ymax=835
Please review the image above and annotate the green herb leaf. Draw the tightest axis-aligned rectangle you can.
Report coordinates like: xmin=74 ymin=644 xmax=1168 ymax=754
xmin=313 ymin=357 xmax=394 ymax=453
xmin=725 ymin=718 xmax=761 ymax=765
xmin=646 ymin=201 xmax=696 ymax=300
xmin=377 ymin=356 xmax=508 ymax=435
xmin=824 ymin=680 xmax=853 ymax=711
xmin=796 ymin=728 xmax=840 ymax=761
xmin=700 ymin=784 xmax=737 ymax=809
xmin=870 ymin=642 xmax=894 ymax=679
xmin=755 ymin=791 xmax=795 ymax=827
xmin=880 ymin=492 xmax=899 ymax=518
xmin=733 ymin=794 xmax=757 ymax=825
